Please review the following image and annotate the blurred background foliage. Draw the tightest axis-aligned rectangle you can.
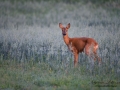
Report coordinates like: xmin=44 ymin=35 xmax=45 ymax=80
xmin=1 ymin=0 xmax=119 ymax=3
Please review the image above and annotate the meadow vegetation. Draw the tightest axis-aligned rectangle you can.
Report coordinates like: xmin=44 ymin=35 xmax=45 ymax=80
xmin=0 ymin=0 xmax=120 ymax=90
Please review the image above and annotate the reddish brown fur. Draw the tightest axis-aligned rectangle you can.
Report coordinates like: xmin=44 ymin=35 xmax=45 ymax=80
xmin=59 ymin=23 xmax=101 ymax=67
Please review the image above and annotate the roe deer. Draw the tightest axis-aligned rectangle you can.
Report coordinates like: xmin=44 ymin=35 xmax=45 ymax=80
xmin=59 ymin=23 xmax=101 ymax=67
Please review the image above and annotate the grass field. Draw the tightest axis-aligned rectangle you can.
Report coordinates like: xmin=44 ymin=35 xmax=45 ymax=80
xmin=0 ymin=59 xmax=120 ymax=90
xmin=0 ymin=0 xmax=120 ymax=90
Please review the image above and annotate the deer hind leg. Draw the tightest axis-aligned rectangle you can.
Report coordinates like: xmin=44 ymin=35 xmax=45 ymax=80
xmin=93 ymin=45 xmax=101 ymax=63
xmin=85 ymin=44 xmax=97 ymax=63
xmin=85 ymin=44 xmax=101 ymax=63
xmin=85 ymin=44 xmax=93 ymax=58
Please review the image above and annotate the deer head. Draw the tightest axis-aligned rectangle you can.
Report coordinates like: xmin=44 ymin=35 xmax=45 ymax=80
xmin=59 ymin=23 xmax=70 ymax=36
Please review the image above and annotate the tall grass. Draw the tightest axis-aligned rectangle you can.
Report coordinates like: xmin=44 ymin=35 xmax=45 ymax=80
xmin=0 ymin=0 xmax=120 ymax=89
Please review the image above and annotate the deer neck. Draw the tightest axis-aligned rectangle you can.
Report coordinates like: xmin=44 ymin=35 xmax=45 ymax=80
xmin=63 ymin=33 xmax=70 ymax=46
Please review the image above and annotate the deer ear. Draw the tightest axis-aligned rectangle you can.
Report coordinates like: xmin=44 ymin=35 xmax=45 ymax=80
xmin=66 ymin=23 xmax=70 ymax=29
xmin=59 ymin=23 xmax=63 ymax=29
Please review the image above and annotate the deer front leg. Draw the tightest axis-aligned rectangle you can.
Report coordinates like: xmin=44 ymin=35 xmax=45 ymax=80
xmin=74 ymin=52 xmax=79 ymax=67
xmin=68 ymin=43 xmax=79 ymax=67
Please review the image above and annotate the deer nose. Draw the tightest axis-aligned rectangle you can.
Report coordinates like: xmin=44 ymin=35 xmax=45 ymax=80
xmin=62 ymin=30 xmax=66 ymax=35
xmin=62 ymin=31 xmax=66 ymax=35
xmin=63 ymin=33 xmax=66 ymax=35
